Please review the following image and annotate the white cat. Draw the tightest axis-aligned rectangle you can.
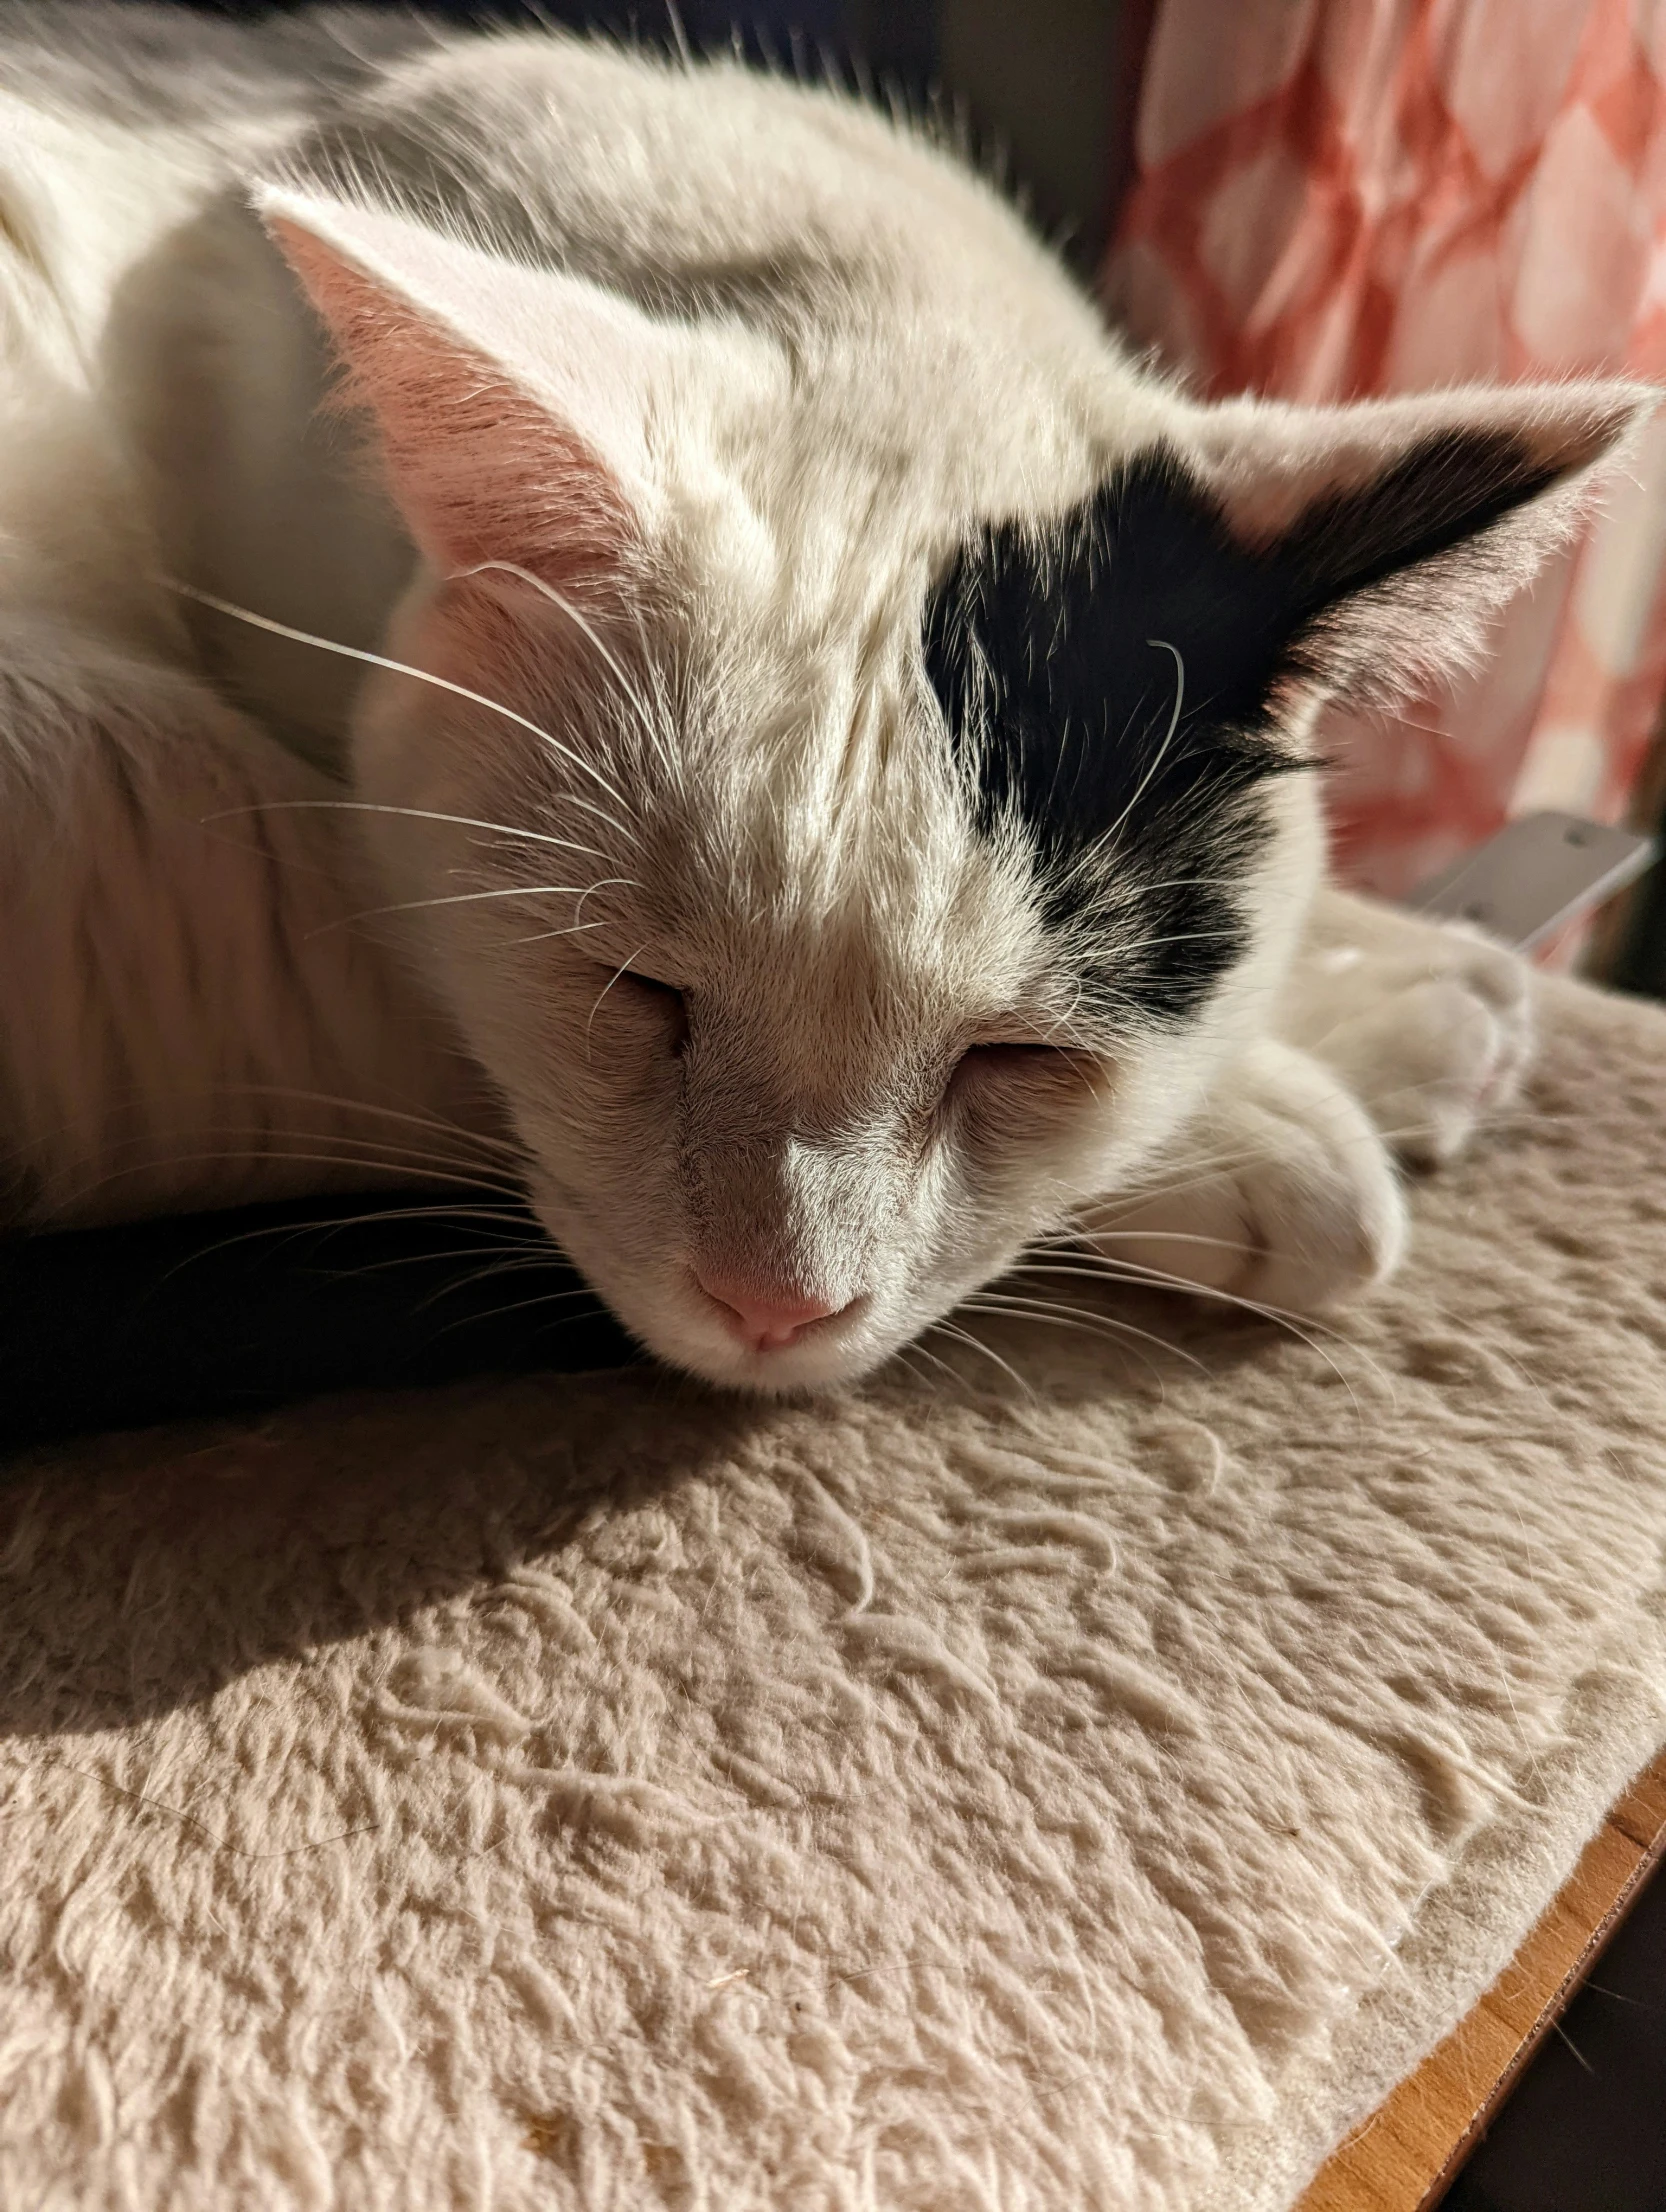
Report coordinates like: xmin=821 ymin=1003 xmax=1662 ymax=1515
xmin=0 ymin=5 xmax=1641 ymax=1390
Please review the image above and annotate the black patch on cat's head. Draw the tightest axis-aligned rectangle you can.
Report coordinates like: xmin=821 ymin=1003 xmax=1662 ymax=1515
xmin=923 ymin=431 xmax=1560 ymax=1024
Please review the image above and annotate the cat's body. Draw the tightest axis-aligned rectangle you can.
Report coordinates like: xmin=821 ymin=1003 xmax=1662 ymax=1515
xmin=0 ymin=5 xmax=1636 ymax=1388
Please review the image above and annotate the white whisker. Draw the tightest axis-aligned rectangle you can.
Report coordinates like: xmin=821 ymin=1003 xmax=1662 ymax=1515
xmin=1014 ymin=1254 xmax=1365 ymax=1353
xmin=508 ymin=918 xmax=615 ymax=947
xmin=202 ymin=798 xmax=610 ymax=865
xmin=162 ymin=578 xmax=636 ymax=832
xmin=924 ymin=1317 xmax=1037 ymax=1399
xmin=190 ymin=1085 xmax=524 ymax=1159
xmin=48 ymin=1143 xmax=524 ymax=1215
xmin=308 ymin=1237 xmax=555 ymax=1280
xmin=588 ymin=945 xmax=651 ymax=1044
xmin=451 ymin=559 xmax=680 ymax=788
xmin=1002 ymin=1259 xmax=1383 ymax=1409
xmin=153 ymin=1201 xmax=543 ymax=1278
xmin=312 ymin=877 xmax=637 ymax=936
xmin=961 ymin=1290 xmax=1209 ymax=1373
xmin=431 ymin=1283 xmax=611 ymax=1336
xmin=72 ymin=1118 xmax=523 ymax=1182
xmin=1095 ymin=636 xmax=1186 ymax=860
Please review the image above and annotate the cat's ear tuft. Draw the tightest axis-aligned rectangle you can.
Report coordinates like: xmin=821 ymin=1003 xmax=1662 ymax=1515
xmin=255 ymin=186 xmax=688 ymax=589
xmin=1186 ymin=379 xmax=1658 ymax=705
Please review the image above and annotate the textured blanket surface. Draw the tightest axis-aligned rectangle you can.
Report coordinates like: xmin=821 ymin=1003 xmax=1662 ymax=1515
xmin=5 ymin=976 xmax=1666 ymax=2212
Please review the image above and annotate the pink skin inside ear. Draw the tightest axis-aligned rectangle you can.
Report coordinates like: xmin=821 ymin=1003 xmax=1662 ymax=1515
xmin=694 ymin=1270 xmax=855 ymax=1352
xmin=267 ymin=215 xmax=636 ymax=586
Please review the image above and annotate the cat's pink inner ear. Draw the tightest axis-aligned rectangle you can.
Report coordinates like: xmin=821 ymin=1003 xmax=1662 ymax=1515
xmin=267 ymin=214 xmax=638 ymax=587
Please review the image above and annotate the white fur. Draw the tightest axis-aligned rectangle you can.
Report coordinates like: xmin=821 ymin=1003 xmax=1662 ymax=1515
xmin=0 ymin=5 xmax=1639 ymax=1386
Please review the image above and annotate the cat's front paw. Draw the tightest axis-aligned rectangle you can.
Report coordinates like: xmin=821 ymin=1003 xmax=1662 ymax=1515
xmin=1283 ymin=896 xmax=1534 ymax=1168
xmin=1081 ymin=1040 xmax=1406 ymax=1316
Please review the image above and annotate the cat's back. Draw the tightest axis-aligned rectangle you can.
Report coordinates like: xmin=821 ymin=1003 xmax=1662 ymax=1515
xmin=0 ymin=2 xmax=413 ymax=128
xmin=0 ymin=6 xmax=437 ymax=691
xmin=1 ymin=8 xmax=1110 ymax=396
xmin=0 ymin=4 xmax=426 ymax=366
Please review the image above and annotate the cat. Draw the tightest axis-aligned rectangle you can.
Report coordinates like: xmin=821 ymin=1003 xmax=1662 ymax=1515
xmin=0 ymin=3 xmax=1645 ymax=1392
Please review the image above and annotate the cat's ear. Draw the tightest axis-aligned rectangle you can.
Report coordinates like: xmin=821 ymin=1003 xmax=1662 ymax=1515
xmin=1179 ymin=380 xmax=1656 ymax=706
xmin=255 ymin=186 xmax=696 ymax=588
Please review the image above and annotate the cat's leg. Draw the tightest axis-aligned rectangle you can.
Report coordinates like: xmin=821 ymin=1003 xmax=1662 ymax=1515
xmin=0 ymin=619 xmax=487 ymax=1225
xmin=1274 ymin=885 xmax=1534 ymax=1167
xmin=1077 ymin=887 xmax=1532 ymax=1314
xmin=1079 ymin=1036 xmax=1406 ymax=1315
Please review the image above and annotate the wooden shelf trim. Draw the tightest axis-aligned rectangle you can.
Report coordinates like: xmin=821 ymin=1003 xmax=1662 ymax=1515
xmin=1297 ymin=1749 xmax=1666 ymax=2212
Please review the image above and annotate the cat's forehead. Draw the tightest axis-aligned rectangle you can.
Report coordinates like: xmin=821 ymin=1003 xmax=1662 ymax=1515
xmin=692 ymin=336 xmax=1122 ymax=592
xmin=633 ymin=429 xmax=1299 ymax=1047
xmin=647 ymin=733 xmax=1044 ymax=1016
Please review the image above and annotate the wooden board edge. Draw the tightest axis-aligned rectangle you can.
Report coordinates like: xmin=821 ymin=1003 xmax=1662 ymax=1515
xmin=1295 ymin=1746 xmax=1666 ymax=2212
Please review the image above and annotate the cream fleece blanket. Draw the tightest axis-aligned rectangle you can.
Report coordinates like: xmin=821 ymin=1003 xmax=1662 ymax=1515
xmin=4 ymin=974 xmax=1666 ymax=2212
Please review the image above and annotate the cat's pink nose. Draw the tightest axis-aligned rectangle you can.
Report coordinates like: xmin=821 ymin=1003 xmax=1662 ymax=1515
xmin=696 ymin=1272 xmax=848 ymax=1352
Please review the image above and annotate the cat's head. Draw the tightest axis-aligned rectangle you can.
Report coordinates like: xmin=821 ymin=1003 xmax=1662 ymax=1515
xmin=259 ymin=173 xmax=1644 ymax=1392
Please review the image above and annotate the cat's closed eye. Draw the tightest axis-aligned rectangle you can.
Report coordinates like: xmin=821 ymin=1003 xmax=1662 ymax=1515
xmin=950 ymin=1040 xmax=1102 ymax=1099
xmin=611 ymin=968 xmax=689 ymax=1049
xmin=956 ymin=1041 xmax=1062 ymax=1074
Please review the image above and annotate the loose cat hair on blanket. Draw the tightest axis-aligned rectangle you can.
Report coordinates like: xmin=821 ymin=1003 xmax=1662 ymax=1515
xmin=0 ymin=3 xmax=1650 ymax=1389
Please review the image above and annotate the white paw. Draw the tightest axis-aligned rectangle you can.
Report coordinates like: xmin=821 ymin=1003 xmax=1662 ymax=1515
xmin=1282 ymin=907 xmax=1534 ymax=1169
xmin=1083 ymin=1041 xmax=1407 ymax=1316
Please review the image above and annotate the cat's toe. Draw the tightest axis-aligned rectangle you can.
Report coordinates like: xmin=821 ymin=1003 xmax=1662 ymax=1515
xmin=1450 ymin=930 xmax=1533 ymax=1022
xmin=1224 ymin=1116 xmax=1407 ymax=1312
xmin=1310 ymin=938 xmax=1535 ymax=1169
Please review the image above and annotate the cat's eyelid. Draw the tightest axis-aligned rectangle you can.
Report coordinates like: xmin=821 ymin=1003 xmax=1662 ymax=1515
xmin=961 ymin=1034 xmax=1070 ymax=1060
xmin=586 ymin=953 xmax=684 ymax=997
xmin=964 ymin=1017 xmax=1070 ymax=1049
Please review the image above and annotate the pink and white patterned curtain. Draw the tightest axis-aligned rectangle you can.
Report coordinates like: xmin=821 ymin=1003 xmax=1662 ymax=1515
xmin=1104 ymin=0 xmax=1666 ymax=905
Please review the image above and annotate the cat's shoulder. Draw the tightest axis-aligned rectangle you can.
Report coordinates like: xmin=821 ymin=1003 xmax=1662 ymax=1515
xmin=0 ymin=3 xmax=427 ymax=129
